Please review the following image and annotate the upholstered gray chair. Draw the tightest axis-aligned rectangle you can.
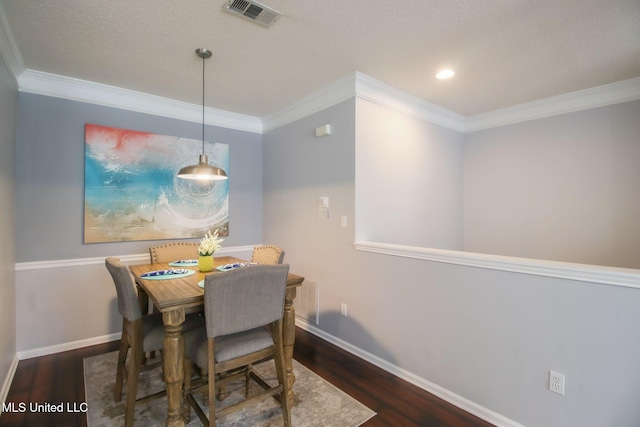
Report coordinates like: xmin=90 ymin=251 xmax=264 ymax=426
xmin=105 ymin=257 xmax=203 ymax=427
xmin=182 ymin=264 xmax=292 ymax=427
xmin=149 ymin=242 xmax=199 ymax=263
xmin=250 ymin=244 xmax=285 ymax=264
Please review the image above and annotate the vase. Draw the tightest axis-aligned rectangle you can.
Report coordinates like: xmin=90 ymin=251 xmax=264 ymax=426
xmin=198 ymin=255 xmax=214 ymax=272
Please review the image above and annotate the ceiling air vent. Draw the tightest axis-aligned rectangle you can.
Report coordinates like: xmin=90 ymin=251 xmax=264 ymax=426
xmin=224 ymin=0 xmax=283 ymax=27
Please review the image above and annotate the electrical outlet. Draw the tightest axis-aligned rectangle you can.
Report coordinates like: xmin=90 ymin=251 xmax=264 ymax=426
xmin=549 ymin=371 xmax=565 ymax=395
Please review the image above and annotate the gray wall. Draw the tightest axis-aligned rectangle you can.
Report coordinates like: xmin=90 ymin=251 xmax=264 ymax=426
xmin=464 ymin=100 xmax=640 ymax=269
xmin=263 ymin=97 xmax=356 ymax=267
xmin=13 ymin=93 xmax=263 ymax=352
xmin=15 ymin=93 xmax=263 ymax=262
xmin=0 ymin=53 xmax=17 ymax=398
xmin=264 ymin=98 xmax=640 ymax=427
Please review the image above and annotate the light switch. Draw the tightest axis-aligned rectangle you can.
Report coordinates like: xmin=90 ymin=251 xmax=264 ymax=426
xmin=341 ymin=215 xmax=347 ymax=228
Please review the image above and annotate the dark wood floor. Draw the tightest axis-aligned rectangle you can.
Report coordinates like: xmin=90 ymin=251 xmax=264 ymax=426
xmin=0 ymin=328 xmax=493 ymax=426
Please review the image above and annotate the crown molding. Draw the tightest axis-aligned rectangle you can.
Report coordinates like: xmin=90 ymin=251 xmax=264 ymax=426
xmin=263 ymin=72 xmax=467 ymax=133
xmin=354 ymin=72 xmax=466 ymax=132
xmin=0 ymin=1 xmax=24 ymax=88
xmin=17 ymin=69 xmax=262 ymax=133
xmin=7 ymin=63 xmax=640 ymax=137
xmin=262 ymin=73 xmax=357 ymax=132
xmin=264 ymin=72 xmax=640 ymax=135
xmin=464 ymin=77 xmax=640 ymax=132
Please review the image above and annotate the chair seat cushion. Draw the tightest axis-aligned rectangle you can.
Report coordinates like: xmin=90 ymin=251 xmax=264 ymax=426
xmin=184 ymin=326 xmax=274 ymax=368
xmin=142 ymin=312 xmax=205 ymax=353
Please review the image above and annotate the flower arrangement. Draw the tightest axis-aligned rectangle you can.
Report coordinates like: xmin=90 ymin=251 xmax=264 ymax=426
xmin=198 ymin=229 xmax=224 ymax=256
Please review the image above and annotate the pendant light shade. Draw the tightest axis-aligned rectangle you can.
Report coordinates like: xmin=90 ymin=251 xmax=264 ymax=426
xmin=177 ymin=48 xmax=228 ymax=181
xmin=177 ymin=154 xmax=227 ymax=180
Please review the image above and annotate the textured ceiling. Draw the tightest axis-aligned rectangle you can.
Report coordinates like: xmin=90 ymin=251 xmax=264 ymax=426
xmin=3 ymin=0 xmax=640 ymax=118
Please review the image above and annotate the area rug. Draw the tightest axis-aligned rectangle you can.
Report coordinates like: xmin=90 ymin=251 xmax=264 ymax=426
xmin=84 ymin=351 xmax=375 ymax=426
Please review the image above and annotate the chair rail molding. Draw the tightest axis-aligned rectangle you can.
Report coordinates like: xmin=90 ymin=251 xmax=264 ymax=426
xmin=14 ymin=245 xmax=257 ymax=271
xmin=354 ymin=241 xmax=640 ymax=289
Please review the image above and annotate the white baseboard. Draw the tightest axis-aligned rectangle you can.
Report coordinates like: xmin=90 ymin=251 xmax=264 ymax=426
xmin=295 ymin=319 xmax=525 ymax=427
xmin=17 ymin=332 xmax=121 ymax=360
xmin=0 ymin=354 xmax=19 ymax=407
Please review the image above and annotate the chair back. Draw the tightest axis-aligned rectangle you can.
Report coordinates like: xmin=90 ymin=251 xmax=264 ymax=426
xmin=149 ymin=242 xmax=199 ymax=263
xmin=251 ymin=245 xmax=285 ymax=264
xmin=105 ymin=257 xmax=142 ymax=322
xmin=204 ymin=264 xmax=290 ymax=338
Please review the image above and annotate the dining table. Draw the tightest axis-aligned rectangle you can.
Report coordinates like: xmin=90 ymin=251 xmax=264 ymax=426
xmin=129 ymin=256 xmax=304 ymax=427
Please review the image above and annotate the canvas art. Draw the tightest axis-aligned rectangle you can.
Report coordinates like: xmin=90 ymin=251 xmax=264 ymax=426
xmin=84 ymin=124 xmax=229 ymax=243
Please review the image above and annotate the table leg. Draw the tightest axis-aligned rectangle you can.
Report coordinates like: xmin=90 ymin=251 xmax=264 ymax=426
xmin=163 ymin=309 xmax=185 ymax=427
xmin=283 ymin=287 xmax=297 ymax=403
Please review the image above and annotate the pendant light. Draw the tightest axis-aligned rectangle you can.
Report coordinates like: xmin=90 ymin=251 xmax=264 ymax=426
xmin=177 ymin=48 xmax=228 ymax=181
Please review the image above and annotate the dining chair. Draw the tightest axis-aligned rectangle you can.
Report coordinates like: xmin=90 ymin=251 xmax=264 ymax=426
xmin=149 ymin=242 xmax=199 ymax=263
xmin=182 ymin=264 xmax=292 ymax=427
xmin=250 ymin=244 xmax=285 ymax=264
xmin=105 ymin=257 xmax=204 ymax=427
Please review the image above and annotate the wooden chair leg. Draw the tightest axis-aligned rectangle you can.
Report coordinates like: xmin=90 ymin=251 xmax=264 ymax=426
xmin=215 ymin=371 xmax=229 ymax=401
xmin=124 ymin=344 xmax=143 ymax=427
xmin=182 ymin=359 xmax=192 ymax=423
xmin=244 ymin=366 xmax=252 ymax=397
xmin=201 ymin=369 xmax=210 ymax=406
xmin=209 ymin=340 xmax=217 ymax=427
xmin=274 ymin=325 xmax=291 ymax=427
xmin=114 ymin=325 xmax=129 ymax=402
xmin=277 ymin=355 xmax=291 ymax=427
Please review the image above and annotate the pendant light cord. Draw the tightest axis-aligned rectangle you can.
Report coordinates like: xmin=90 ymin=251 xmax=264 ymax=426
xmin=201 ymin=52 xmax=206 ymax=155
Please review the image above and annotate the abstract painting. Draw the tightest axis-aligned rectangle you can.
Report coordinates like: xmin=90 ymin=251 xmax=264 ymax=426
xmin=84 ymin=124 xmax=229 ymax=243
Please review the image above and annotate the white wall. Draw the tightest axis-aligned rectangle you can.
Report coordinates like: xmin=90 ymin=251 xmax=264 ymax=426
xmin=0 ymin=52 xmax=17 ymax=400
xmin=355 ymin=99 xmax=464 ymax=250
xmin=15 ymin=246 xmax=255 ymax=356
xmin=264 ymin=96 xmax=640 ymax=427
xmin=464 ymin=100 xmax=640 ymax=269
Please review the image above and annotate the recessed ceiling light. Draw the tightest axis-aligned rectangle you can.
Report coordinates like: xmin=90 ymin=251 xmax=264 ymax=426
xmin=436 ymin=70 xmax=455 ymax=79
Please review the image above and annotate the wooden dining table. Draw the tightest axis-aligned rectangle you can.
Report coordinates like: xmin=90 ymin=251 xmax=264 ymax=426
xmin=129 ymin=256 xmax=304 ymax=427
